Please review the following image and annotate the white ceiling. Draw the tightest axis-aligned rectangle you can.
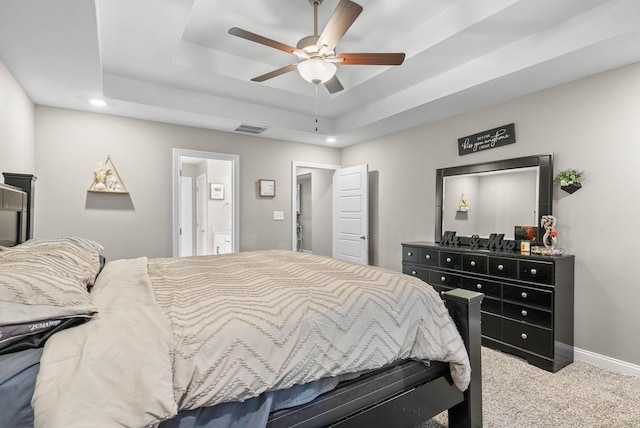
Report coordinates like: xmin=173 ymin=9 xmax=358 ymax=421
xmin=1 ymin=0 xmax=639 ymax=148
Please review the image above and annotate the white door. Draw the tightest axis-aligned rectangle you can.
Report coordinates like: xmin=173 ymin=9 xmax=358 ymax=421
xmin=196 ymin=174 xmax=207 ymax=255
xmin=179 ymin=176 xmax=193 ymax=256
xmin=333 ymin=164 xmax=368 ymax=265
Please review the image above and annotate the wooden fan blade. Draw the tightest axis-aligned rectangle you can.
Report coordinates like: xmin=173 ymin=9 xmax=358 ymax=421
xmin=324 ymin=75 xmax=344 ymax=94
xmin=229 ymin=27 xmax=306 ymax=58
xmin=336 ymin=53 xmax=405 ymax=66
xmin=251 ymin=63 xmax=298 ymax=82
xmin=317 ymin=0 xmax=363 ymax=55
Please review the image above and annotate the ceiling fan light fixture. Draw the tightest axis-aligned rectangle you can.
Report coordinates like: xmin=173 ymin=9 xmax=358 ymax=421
xmin=297 ymin=58 xmax=337 ymax=84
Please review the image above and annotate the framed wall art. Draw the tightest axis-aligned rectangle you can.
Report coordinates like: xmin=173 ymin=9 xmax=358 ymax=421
xmin=259 ymin=179 xmax=276 ymax=197
xmin=210 ymin=183 xmax=224 ymax=200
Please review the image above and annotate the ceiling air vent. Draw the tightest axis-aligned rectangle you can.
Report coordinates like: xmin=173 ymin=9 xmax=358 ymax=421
xmin=234 ymin=124 xmax=268 ymax=135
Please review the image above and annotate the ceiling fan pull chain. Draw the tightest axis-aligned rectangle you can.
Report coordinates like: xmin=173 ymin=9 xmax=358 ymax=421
xmin=315 ymin=85 xmax=319 ymax=132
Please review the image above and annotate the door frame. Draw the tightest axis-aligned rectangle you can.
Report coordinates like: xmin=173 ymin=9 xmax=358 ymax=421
xmin=291 ymin=161 xmax=340 ymax=252
xmin=196 ymin=173 xmax=207 ymax=255
xmin=173 ymin=148 xmax=239 ymax=257
xmin=179 ymin=176 xmax=193 ymax=256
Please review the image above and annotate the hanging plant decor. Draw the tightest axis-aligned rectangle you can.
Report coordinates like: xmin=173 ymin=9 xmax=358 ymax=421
xmin=554 ymin=168 xmax=583 ymax=194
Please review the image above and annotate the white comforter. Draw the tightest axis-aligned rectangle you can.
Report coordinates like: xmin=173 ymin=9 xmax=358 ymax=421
xmin=33 ymin=250 xmax=470 ymax=428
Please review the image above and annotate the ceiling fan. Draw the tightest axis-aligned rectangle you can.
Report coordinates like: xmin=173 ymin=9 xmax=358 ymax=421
xmin=228 ymin=0 xmax=405 ymax=94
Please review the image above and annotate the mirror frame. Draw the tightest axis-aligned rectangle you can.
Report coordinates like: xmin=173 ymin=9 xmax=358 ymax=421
xmin=435 ymin=154 xmax=554 ymax=245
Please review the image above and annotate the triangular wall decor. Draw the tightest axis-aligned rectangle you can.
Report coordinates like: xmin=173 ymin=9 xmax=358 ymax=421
xmin=88 ymin=156 xmax=129 ymax=193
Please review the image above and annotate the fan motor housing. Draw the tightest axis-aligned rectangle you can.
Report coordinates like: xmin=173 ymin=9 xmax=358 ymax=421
xmin=297 ymin=35 xmax=320 ymax=54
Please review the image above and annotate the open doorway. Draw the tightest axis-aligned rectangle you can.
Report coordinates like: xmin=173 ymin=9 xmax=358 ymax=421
xmin=173 ymin=149 xmax=239 ymax=257
xmin=291 ymin=162 xmax=339 ymax=257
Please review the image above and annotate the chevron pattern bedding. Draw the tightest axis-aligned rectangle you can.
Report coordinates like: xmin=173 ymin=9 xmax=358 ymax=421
xmin=33 ymin=250 xmax=470 ymax=428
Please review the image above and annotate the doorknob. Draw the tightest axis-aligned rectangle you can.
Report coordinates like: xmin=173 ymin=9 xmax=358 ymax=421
xmin=360 ymin=235 xmax=369 ymax=240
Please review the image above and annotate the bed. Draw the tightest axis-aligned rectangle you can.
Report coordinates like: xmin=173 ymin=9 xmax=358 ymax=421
xmin=0 ymin=179 xmax=483 ymax=428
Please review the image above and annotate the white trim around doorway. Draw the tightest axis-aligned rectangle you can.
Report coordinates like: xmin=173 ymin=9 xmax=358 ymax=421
xmin=173 ymin=148 xmax=239 ymax=257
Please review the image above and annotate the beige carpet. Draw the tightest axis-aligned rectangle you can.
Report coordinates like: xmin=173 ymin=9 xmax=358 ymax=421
xmin=420 ymin=347 xmax=640 ymax=427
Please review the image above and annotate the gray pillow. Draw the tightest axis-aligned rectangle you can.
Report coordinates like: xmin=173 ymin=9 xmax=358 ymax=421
xmin=0 ymin=235 xmax=102 ymax=354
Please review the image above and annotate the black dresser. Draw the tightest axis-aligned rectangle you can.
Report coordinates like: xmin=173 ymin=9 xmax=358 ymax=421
xmin=402 ymin=241 xmax=575 ymax=372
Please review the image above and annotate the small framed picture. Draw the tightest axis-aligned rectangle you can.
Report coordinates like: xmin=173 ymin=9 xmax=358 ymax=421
xmin=210 ymin=183 xmax=224 ymax=200
xmin=259 ymin=179 xmax=276 ymax=197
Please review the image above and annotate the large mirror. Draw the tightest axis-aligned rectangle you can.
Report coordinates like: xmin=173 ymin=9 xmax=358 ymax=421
xmin=435 ymin=154 xmax=553 ymax=244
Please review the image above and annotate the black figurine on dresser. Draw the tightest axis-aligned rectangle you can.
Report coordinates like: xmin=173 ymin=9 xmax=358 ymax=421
xmin=402 ymin=242 xmax=575 ymax=372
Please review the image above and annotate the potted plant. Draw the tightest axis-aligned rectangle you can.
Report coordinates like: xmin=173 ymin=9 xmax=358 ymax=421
xmin=554 ymin=168 xmax=583 ymax=194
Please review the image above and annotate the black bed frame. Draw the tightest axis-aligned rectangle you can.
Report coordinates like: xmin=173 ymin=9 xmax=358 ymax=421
xmin=1 ymin=173 xmax=483 ymax=428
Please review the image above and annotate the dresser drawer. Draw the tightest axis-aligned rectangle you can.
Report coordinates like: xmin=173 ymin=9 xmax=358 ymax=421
xmin=503 ymin=284 xmax=552 ymax=309
xmin=462 ymin=253 xmax=487 ymax=274
xmin=482 ymin=312 xmax=502 ymax=341
xmin=419 ymin=248 xmax=439 ymax=267
xmin=481 ymin=296 xmax=501 ymax=315
xmin=503 ymin=302 xmax=552 ymax=328
xmin=503 ymin=319 xmax=553 ymax=358
xmin=429 ymin=270 xmax=462 ymax=288
xmin=440 ymin=251 xmax=462 ymax=270
xmin=519 ymin=260 xmax=553 ymax=285
xmin=403 ymin=264 xmax=429 ymax=282
xmin=488 ymin=257 xmax=517 ymax=279
xmin=402 ymin=247 xmax=420 ymax=263
xmin=462 ymin=276 xmax=501 ymax=298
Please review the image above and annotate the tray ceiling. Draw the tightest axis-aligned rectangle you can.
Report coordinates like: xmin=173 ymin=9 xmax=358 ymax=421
xmin=1 ymin=0 xmax=639 ymax=147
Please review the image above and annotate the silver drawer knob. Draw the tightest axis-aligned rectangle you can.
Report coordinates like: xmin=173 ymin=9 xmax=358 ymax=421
xmin=407 ymin=251 xmax=413 ymax=256
xmin=441 ymin=276 xmax=446 ymax=282
xmin=521 ymin=333 xmax=528 ymax=340
xmin=530 ymin=268 xmax=537 ymax=275
xmin=521 ymin=310 xmax=528 ymax=316
xmin=411 ymin=270 xmax=417 ymax=275
xmin=446 ymin=257 xmax=452 ymax=263
xmin=521 ymin=292 xmax=528 ymax=299
xmin=498 ymin=264 xmax=504 ymax=270
xmin=476 ymin=283 xmax=482 ymax=290
xmin=425 ymin=254 xmax=431 ymax=260
xmin=470 ymin=261 xmax=476 ymax=267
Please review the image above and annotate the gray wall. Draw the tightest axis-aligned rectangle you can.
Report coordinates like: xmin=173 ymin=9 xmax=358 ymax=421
xmin=310 ymin=168 xmax=333 ymax=257
xmin=341 ymin=62 xmax=640 ymax=368
xmin=0 ymin=59 xmax=34 ymax=178
xmin=297 ymin=173 xmax=312 ymax=251
xmin=32 ymin=106 xmax=341 ymax=261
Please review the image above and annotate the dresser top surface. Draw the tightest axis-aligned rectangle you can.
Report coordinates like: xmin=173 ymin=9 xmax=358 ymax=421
xmin=402 ymin=241 xmax=574 ymax=260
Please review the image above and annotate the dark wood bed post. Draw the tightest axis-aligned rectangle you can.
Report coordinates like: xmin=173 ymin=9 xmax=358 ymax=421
xmin=443 ymin=289 xmax=483 ymax=428
xmin=3 ymin=173 xmax=37 ymax=240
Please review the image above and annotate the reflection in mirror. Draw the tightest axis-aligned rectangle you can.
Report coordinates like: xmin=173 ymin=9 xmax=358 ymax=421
xmin=442 ymin=167 xmax=539 ymax=240
xmin=435 ymin=154 xmax=553 ymax=244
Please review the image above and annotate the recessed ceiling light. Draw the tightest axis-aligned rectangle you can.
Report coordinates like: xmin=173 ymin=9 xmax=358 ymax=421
xmin=326 ymin=137 xmax=336 ymax=143
xmin=89 ymin=98 xmax=107 ymax=107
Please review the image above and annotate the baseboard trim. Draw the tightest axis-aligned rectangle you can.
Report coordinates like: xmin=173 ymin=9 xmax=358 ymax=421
xmin=574 ymin=347 xmax=640 ymax=378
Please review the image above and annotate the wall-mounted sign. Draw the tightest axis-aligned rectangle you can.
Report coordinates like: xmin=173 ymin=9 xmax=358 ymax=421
xmin=458 ymin=123 xmax=515 ymax=156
